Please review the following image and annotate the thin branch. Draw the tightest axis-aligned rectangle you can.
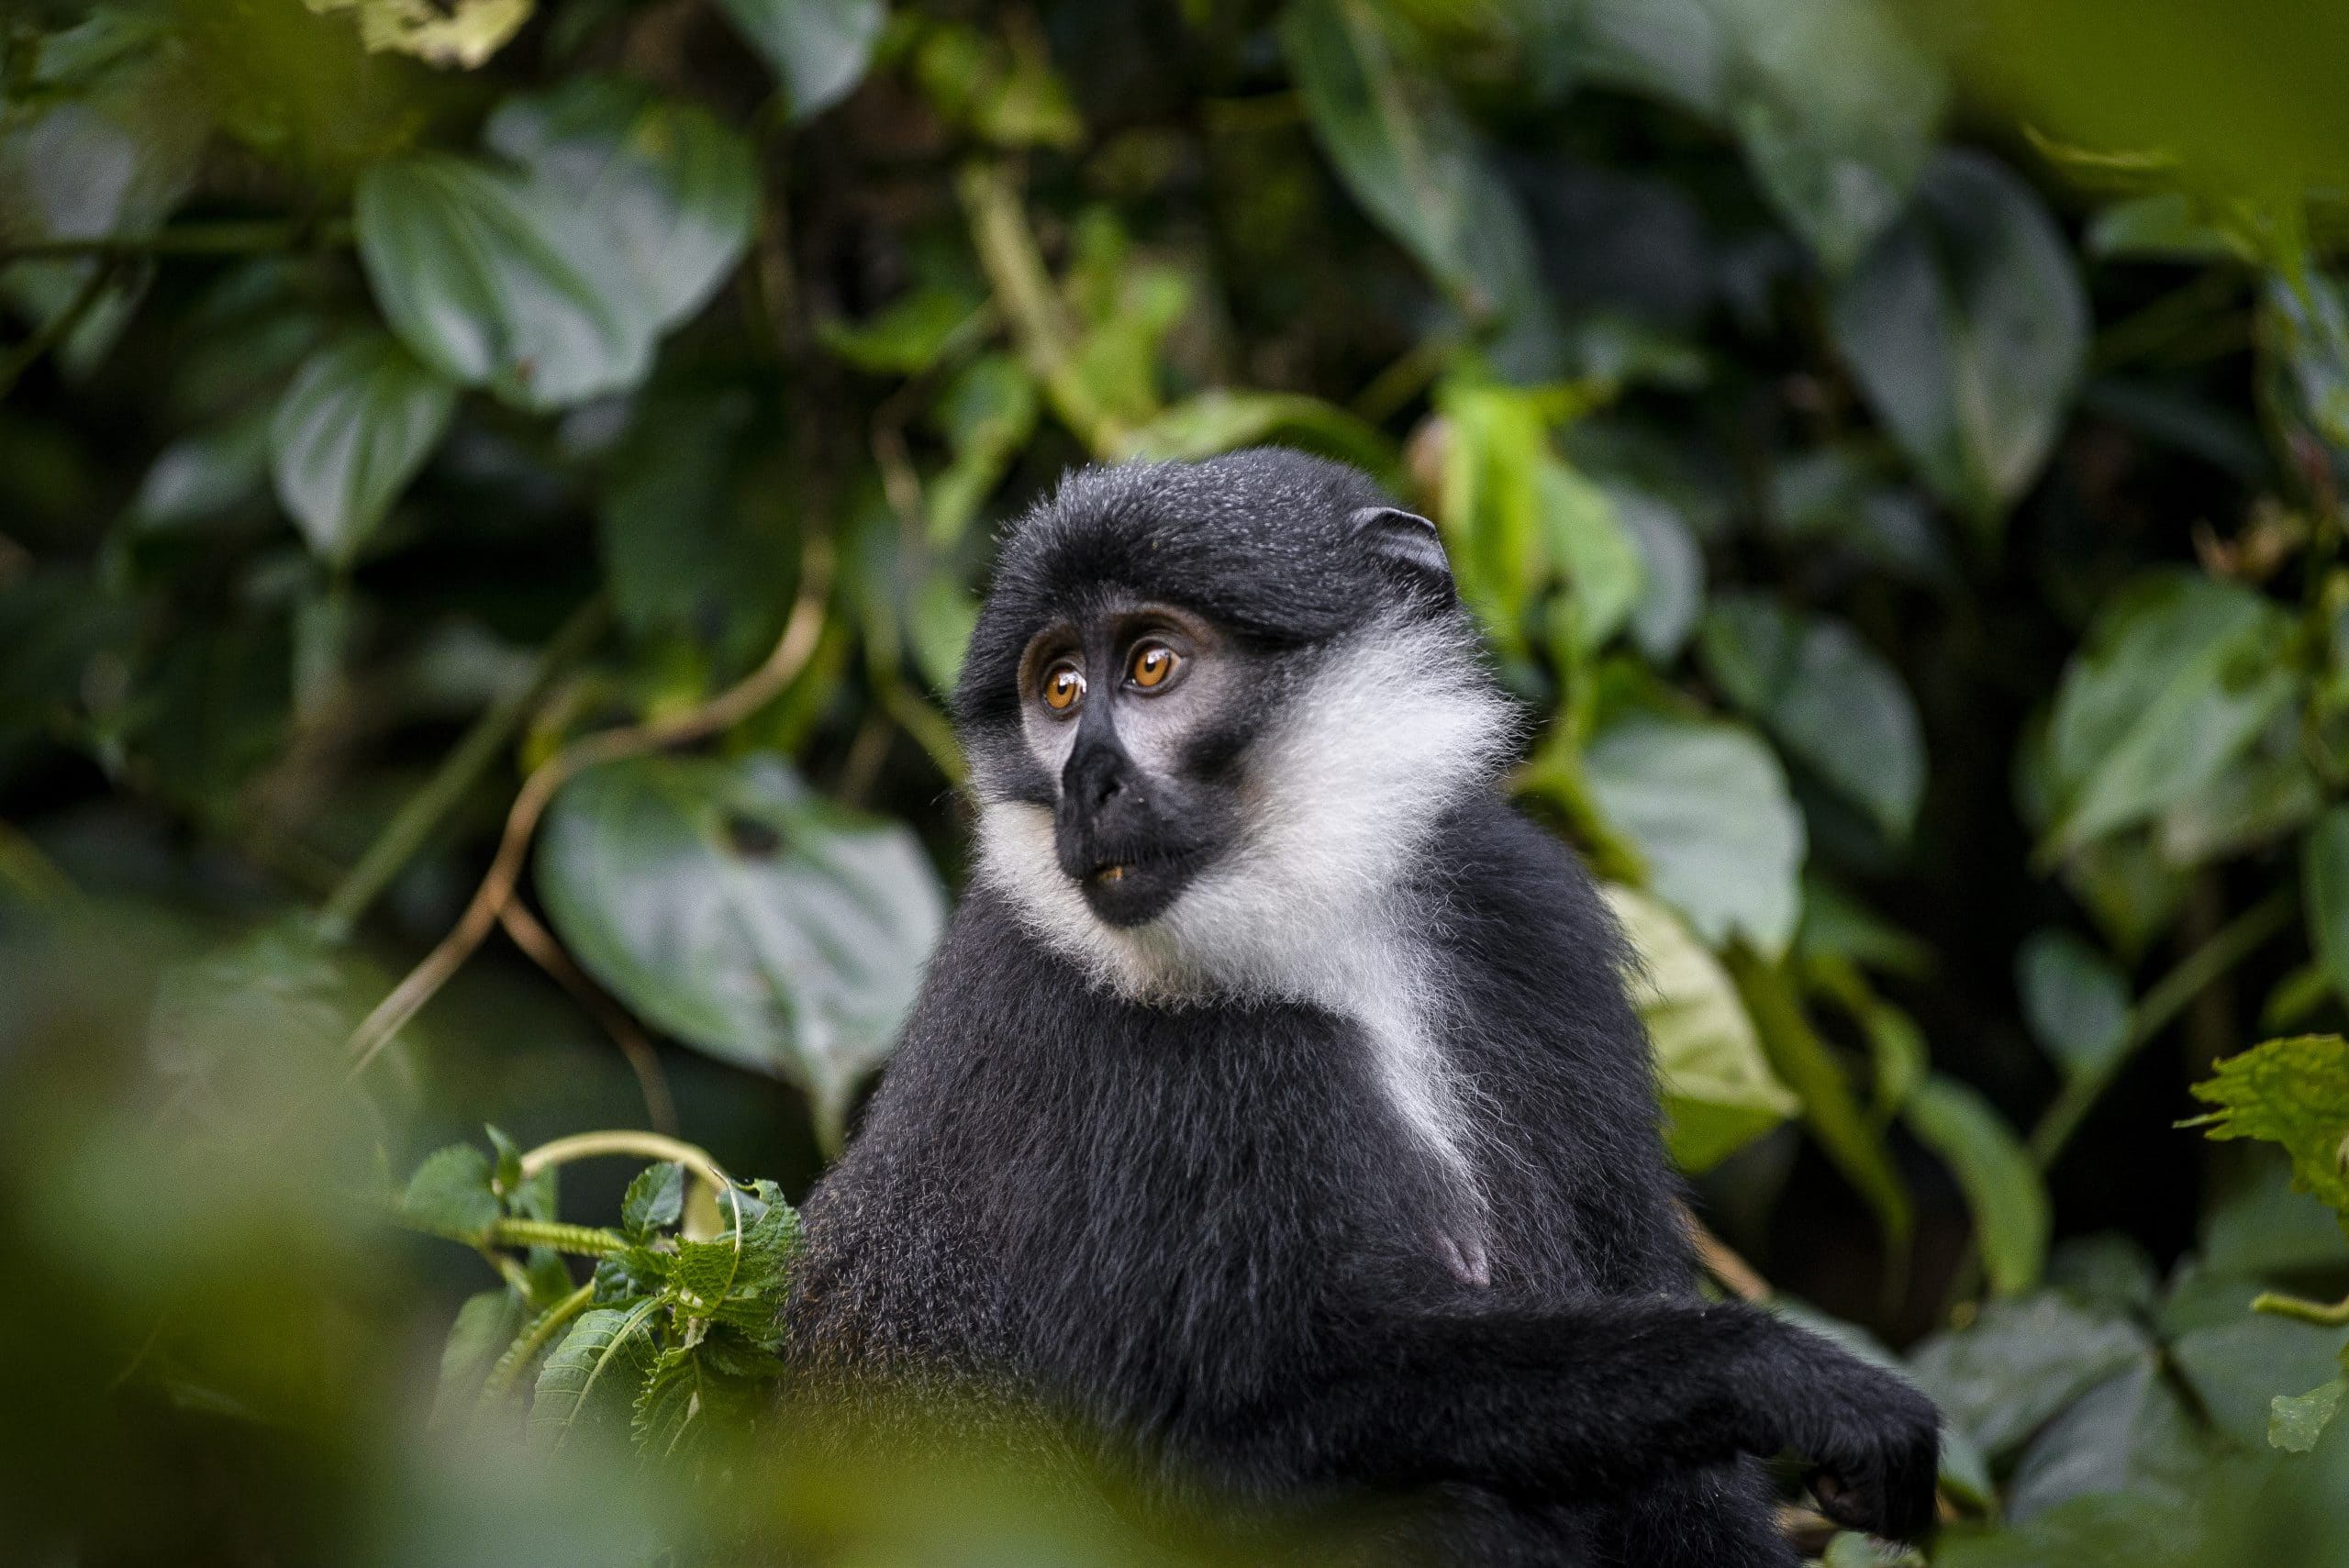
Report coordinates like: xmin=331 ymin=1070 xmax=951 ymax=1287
xmin=0 ymin=217 xmax=351 ymax=264
xmin=317 ymin=597 xmax=612 ymax=941
xmin=497 ymin=897 xmax=678 ymax=1135
xmin=1687 ymin=1209 xmax=1771 ymax=1303
xmin=344 ymin=541 xmax=836 ymax=1080
xmin=958 ymin=160 xmax=1127 ymax=457
xmin=0 ymin=260 xmax=114 ymax=399
xmin=2027 ymin=887 xmax=2296 ymax=1170
xmin=2254 ymin=1289 xmax=2349 ymax=1327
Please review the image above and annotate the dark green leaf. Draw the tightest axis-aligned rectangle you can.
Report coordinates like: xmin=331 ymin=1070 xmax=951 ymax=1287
xmin=1614 ymin=486 xmax=1705 ymax=662
xmin=2170 ymin=1311 xmax=2349 ymax=1449
xmin=2040 ymin=572 xmax=2298 ymax=859
xmin=402 ymin=1143 xmax=500 ymax=1240
xmin=433 ymin=1288 xmax=524 ymax=1427
xmin=1903 ymin=1073 xmax=2051 ymax=1296
xmin=2018 ymin=929 xmax=2132 ymax=1084
xmin=1698 ymin=594 xmax=1925 ymax=840
xmin=1829 ymin=151 xmax=2087 ymax=528
xmin=529 ymin=1301 xmax=662 ymax=1451
xmin=620 ymin=1162 xmax=684 ymax=1240
xmin=268 ymin=328 xmax=455 ymax=563
xmin=2003 ymin=1357 xmax=2207 ymax=1522
xmin=1908 ymin=1292 xmax=2149 ymax=1457
xmin=536 ymin=753 xmax=946 ymax=1147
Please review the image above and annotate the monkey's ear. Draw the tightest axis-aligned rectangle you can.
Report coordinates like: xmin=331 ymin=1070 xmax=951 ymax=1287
xmin=1348 ymin=506 xmax=1455 ymax=610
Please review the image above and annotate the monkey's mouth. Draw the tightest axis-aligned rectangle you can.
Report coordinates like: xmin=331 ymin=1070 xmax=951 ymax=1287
xmin=1074 ymin=845 xmax=1204 ymax=927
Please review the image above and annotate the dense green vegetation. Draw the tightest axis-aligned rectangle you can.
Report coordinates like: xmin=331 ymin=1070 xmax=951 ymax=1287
xmin=5 ymin=0 xmax=2349 ymax=1562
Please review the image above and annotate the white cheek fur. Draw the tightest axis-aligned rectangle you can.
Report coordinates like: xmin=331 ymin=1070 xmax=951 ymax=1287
xmin=972 ymin=612 xmax=1520 ymax=1267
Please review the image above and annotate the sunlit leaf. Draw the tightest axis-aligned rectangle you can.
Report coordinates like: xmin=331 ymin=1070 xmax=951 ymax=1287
xmin=1829 ymin=151 xmax=2087 ymax=529
xmin=2187 ymin=1035 xmax=2349 ymax=1223
xmin=269 ymin=328 xmax=456 ymax=563
xmin=537 ymin=754 xmax=947 ymax=1151
xmin=304 ymin=0 xmax=533 ymax=69
xmin=1604 ymin=884 xmax=1798 ymax=1171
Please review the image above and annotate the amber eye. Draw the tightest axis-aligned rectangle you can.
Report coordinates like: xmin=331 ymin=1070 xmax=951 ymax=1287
xmin=1041 ymin=661 xmax=1086 ymax=714
xmin=1129 ymin=642 xmax=1182 ymax=690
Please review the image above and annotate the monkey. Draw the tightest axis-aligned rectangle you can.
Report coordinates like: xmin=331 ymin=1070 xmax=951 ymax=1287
xmin=784 ymin=449 xmax=1940 ymax=1565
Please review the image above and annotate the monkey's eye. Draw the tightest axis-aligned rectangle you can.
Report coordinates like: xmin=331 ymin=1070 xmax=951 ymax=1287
xmin=1041 ymin=661 xmax=1086 ymax=714
xmin=1128 ymin=642 xmax=1182 ymax=690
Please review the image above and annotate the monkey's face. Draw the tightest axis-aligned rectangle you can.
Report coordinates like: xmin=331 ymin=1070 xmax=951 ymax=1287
xmin=1008 ymin=599 xmax=1271 ymax=928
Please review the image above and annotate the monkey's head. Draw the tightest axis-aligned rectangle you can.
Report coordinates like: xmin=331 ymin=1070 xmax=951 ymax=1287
xmin=955 ymin=448 xmax=1516 ymax=1002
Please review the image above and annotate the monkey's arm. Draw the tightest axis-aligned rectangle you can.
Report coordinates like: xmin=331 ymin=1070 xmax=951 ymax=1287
xmin=1257 ymin=1299 xmax=1938 ymax=1540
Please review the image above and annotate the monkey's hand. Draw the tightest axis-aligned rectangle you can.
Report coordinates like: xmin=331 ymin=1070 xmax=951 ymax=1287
xmin=1747 ymin=1332 xmax=1940 ymax=1540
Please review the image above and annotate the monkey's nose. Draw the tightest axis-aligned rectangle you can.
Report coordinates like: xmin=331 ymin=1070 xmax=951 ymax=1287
xmin=1063 ymin=741 xmax=1136 ymax=814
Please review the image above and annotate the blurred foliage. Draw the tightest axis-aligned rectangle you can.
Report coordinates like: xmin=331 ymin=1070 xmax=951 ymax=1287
xmin=6 ymin=0 xmax=2349 ymax=1562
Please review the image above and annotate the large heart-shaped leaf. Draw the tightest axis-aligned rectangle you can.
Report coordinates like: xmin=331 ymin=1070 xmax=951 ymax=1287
xmin=536 ymin=754 xmax=946 ymax=1150
xmin=1603 ymin=884 xmax=1798 ymax=1172
xmin=2040 ymin=570 xmax=2298 ymax=859
xmin=269 ymin=328 xmax=457 ymax=563
xmin=356 ymin=81 xmax=753 ymax=410
xmin=1698 ymin=593 xmax=1925 ymax=841
xmin=1585 ymin=707 xmax=1806 ymax=957
xmin=1829 ymin=151 xmax=2087 ymax=529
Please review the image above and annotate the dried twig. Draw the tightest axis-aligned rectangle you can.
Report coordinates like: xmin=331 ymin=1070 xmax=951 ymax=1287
xmin=345 ymin=540 xmax=836 ymax=1080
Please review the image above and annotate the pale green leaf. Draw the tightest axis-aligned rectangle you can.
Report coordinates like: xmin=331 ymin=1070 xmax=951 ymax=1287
xmin=269 ymin=328 xmax=456 ymax=563
xmin=1904 ymin=1073 xmax=2051 ymax=1296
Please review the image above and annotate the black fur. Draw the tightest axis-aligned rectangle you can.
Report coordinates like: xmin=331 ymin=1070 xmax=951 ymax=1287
xmin=786 ymin=451 xmax=1939 ymax=1564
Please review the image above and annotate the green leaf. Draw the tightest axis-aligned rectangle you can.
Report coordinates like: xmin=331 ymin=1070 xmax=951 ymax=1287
xmin=630 ymin=1342 xmax=707 ymax=1458
xmin=2188 ymin=1035 xmax=2349 ymax=1222
xmin=2017 ymin=928 xmax=2131 ymax=1084
xmin=1613 ymin=486 xmax=1705 ymax=662
xmin=1829 ymin=151 xmax=2087 ymax=529
xmin=303 ymin=0 xmax=533 ymax=68
xmin=925 ymin=353 xmax=1041 ymax=545
xmin=402 ymin=1143 xmax=500 ymax=1240
xmin=356 ymin=81 xmax=753 ymax=410
xmin=1542 ymin=461 xmax=1642 ymax=656
xmin=1697 ymin=594 xmax=1924 ymax=841
xmin=1585 ymin=708 xmax=1806 ymax=957
xmin=483 ymin=77 xmax=755 ymax=331
xmin=1116 ymin=389 xmax=1397 ymax=479
xmin=1907 ymin=1292 xmax=2149 ymax=1457
xmin=2003 ymin=1356 xmax=2206 ymax=1524
xmin=2169 ymin=1310 xmax=2349 ymax=1450
xmin=529 ymin=1300 xmax=661 ymax=1451
xmin=268 ymin=328 xmax=456 ymax=564
xmin=2306 ymin=808 xmax=2349 ymax=1011
xmin=1903 ymin=1073 xmax=2051 ymax=1296
xmin=433 ymin=1288 xmax=524 ymax=1427
xmin=910 ymin=574 xmax=979 ymax=695
xmin=2040 ymin=571 xmax=2298 ymax=859
xmin=714 ymin=0 xmax=886 ymax=121
xmin=1283 ymin=0 xmax=1548 ymax=343
xmin=620 ymin=1162 xmax=684 ymax=1240
xmin=1604 ymin=885 xmax=1798 ymax=1171
xmin=2265 ymin=269 xmax=2349 ymax=453
xmin=1711 ymin=0 xmax=1944 ymax=274
xmin=536 ymin=753 xmax=947 ymax=1150
xmin=818 ymin=284 xmax=985 ymax=376
xmin=2271 ymin=1375 xmax=2347 ymax=1453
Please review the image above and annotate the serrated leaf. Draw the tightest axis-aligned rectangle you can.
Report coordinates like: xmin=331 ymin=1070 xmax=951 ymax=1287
xmin=2188 ymin=1035 xmax=2349 ymax=1224
xmin=2271 ymin=1375 xmax=2348 ymax=1453
xmin=621 ymin=1162 xmax=684 ymax=1240
xmin=402 ymin=1144 xmax=499 ymax=1240
xmin=1903 ymin=1073 xmax=2050 ymax=1296
xmin=1698 ymin=594 xmax=1924 ymax=841
xmin=529 ymin=1301 xmax=661 ymax=1451
xmin=631 ymin=1343 xmax=707 ymax=1459
xmin=2017 ymin=929 xmax=2131 ymax=1084
xmin=1586 ymin=708 xmax=1806 ymax=957
xmin=1604 ymin=884 xmax=1798 ymax=1171
xmin=536 ymin=753 xmax=946 ymax=1151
